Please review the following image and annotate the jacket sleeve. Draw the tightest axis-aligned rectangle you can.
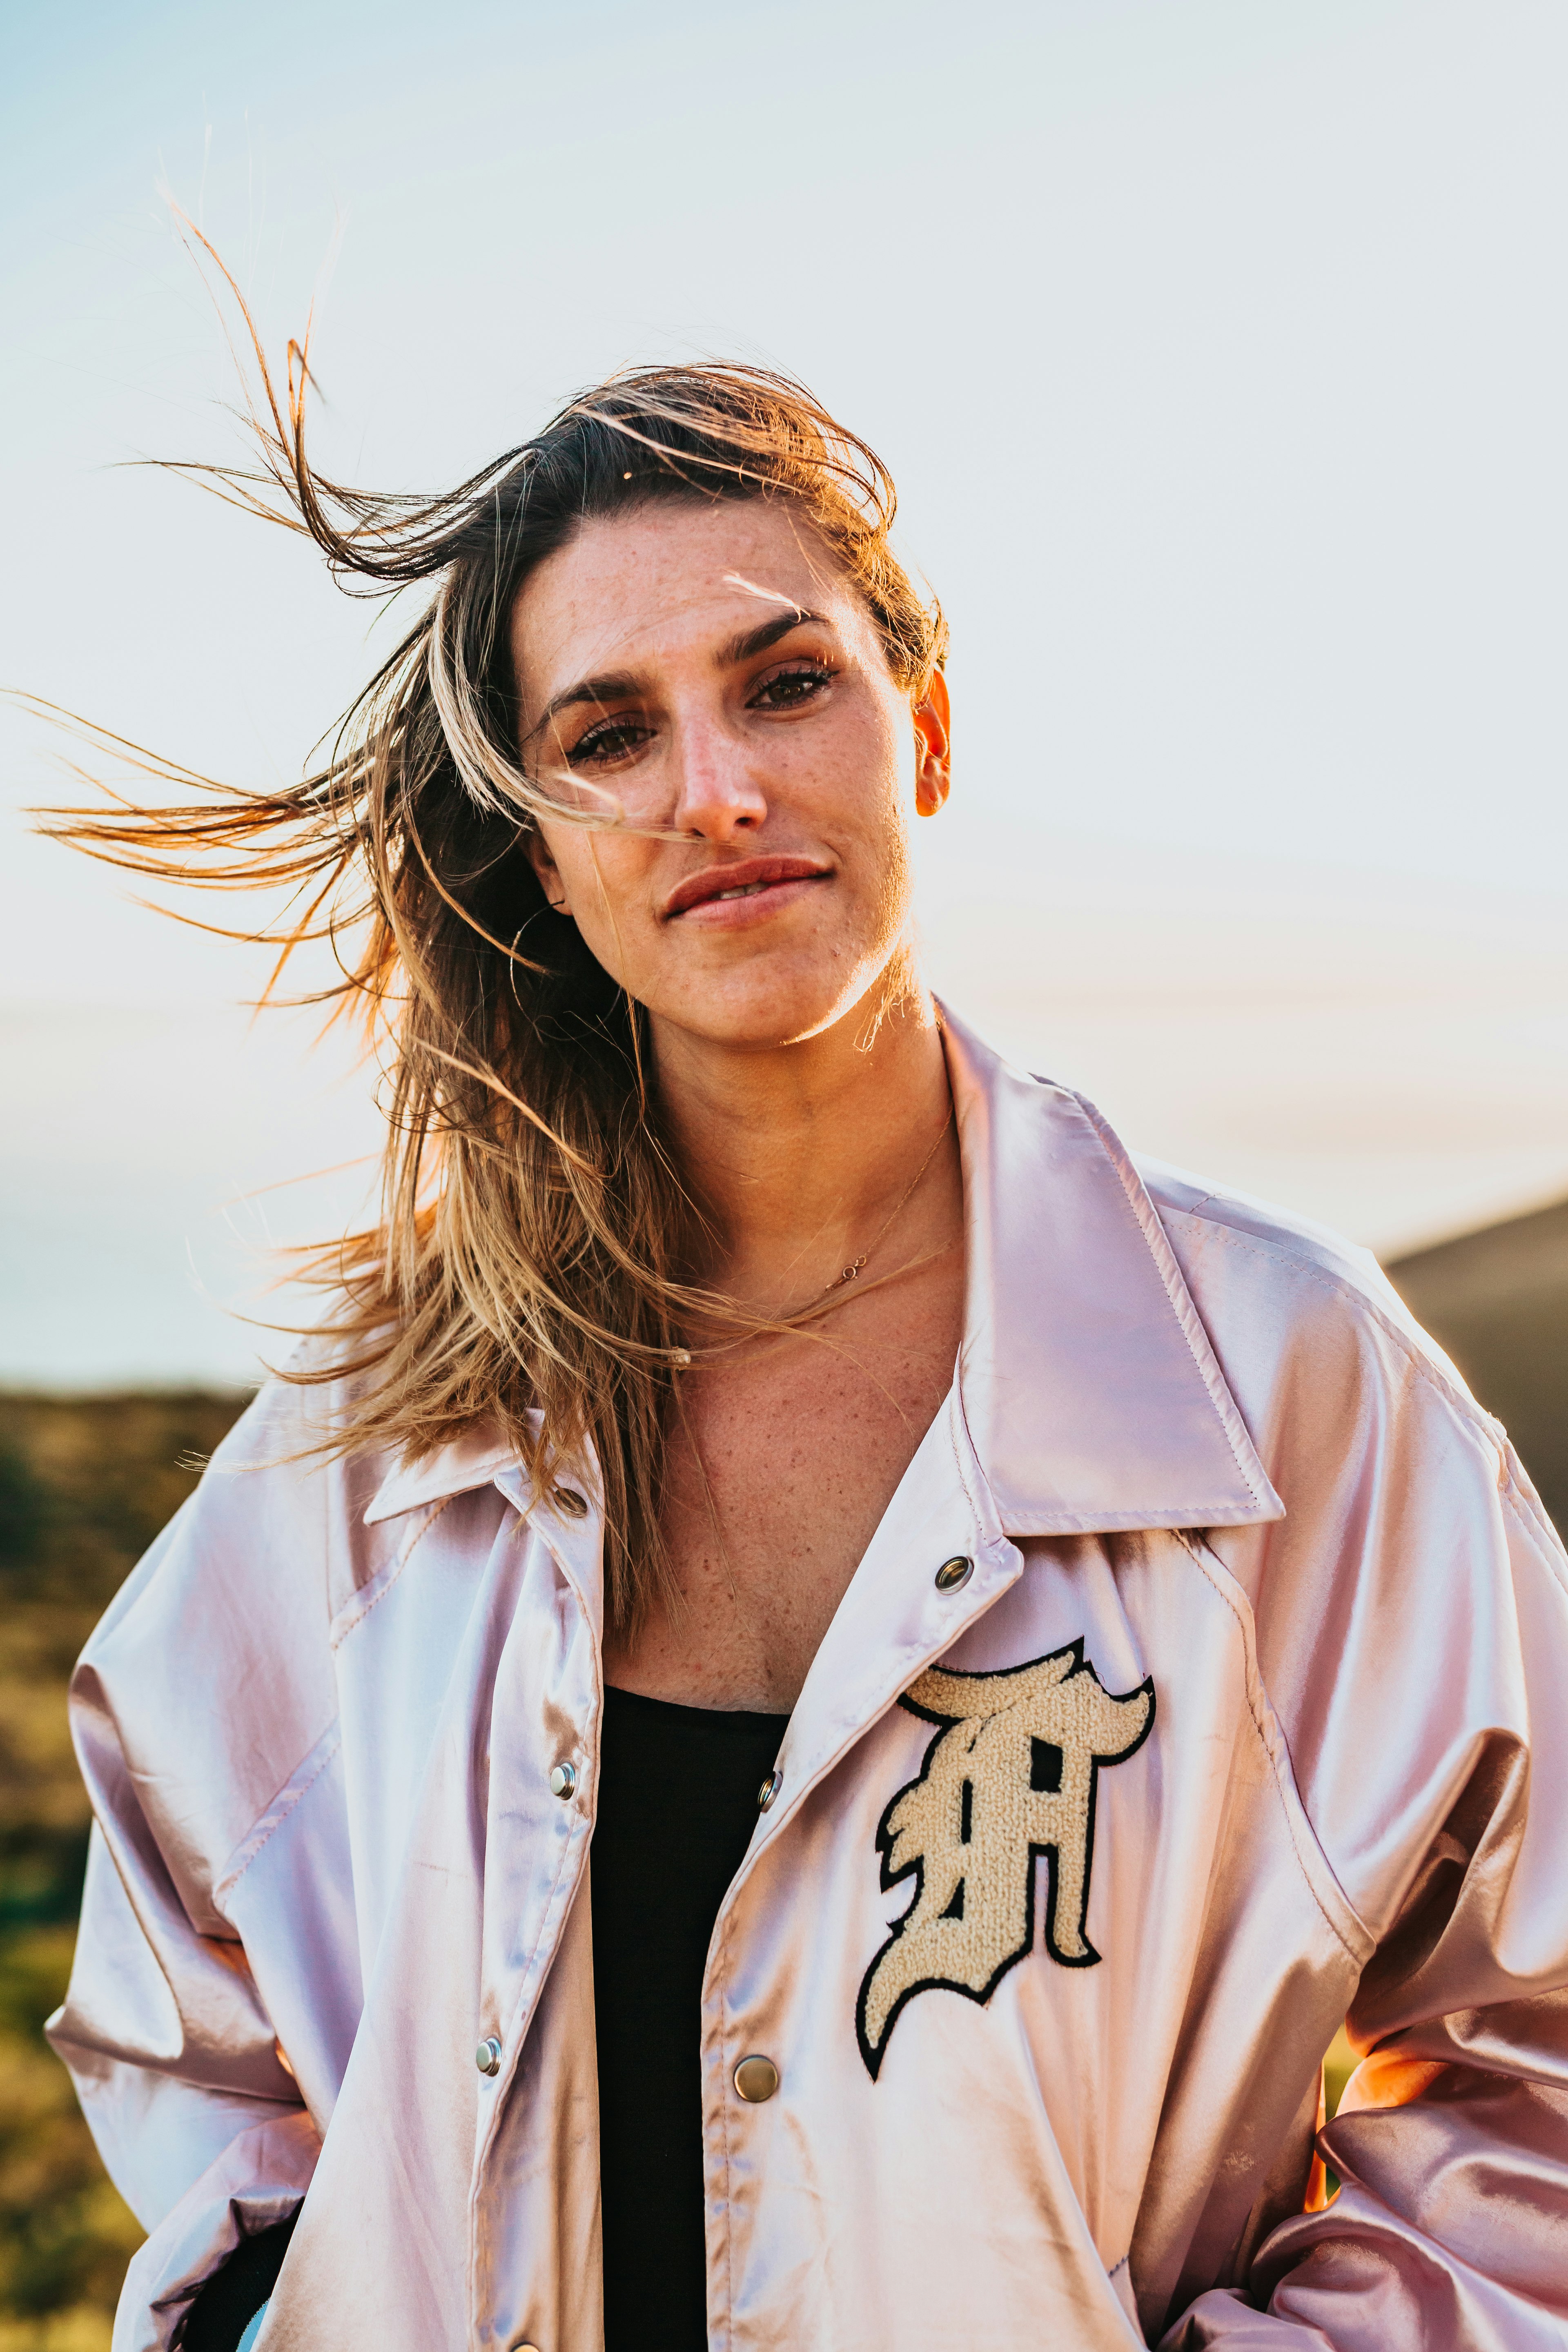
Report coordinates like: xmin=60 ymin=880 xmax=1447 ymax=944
xmin=1163 ymin=1400 xmax=1568 ymax=2343
xmin=48 ymin=1800 xmax=318 ymax=2352
xmin=46 ymin=1385 xmax=363 ymax=2352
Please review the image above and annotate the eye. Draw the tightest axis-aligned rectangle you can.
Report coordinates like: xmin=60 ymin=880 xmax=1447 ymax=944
xmin=750 ymin=659 xmax=836 ymax=711
xmin=567 ymin=714 xmax=654 ymax=768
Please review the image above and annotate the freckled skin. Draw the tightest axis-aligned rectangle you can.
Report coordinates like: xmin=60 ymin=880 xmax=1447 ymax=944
xmin=649 ymin=1279 xmax=962 ymax=1706
xmin=512 ymin=498 xmax=964 ymax=1708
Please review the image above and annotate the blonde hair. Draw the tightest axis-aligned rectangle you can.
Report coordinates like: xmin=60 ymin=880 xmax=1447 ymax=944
xmin=42 ymin=256 xmax=949 ymax=1630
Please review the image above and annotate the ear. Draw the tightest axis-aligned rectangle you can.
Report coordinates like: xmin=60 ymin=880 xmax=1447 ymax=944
xmin=913 ymin=669 xmax=951 ymax=817
xmin=524 ymin=822 xmax=574 ymax=917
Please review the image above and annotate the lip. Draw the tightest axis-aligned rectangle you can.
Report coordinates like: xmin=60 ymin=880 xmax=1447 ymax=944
xmin=662 ymin=855 xmax=832 ymax=922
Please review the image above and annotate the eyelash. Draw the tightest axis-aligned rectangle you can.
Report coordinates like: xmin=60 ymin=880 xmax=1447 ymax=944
xmin=566 ymin=659 xmax=838 ymax=767
xmin=750 ymin=657 xmax=837 ymax=709
xmin=567 ymin=717 xmax=653 ymax=768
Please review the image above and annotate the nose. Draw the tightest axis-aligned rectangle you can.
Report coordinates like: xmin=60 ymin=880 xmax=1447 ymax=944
xmin=668 ymin=710 xmax=768 ymax=842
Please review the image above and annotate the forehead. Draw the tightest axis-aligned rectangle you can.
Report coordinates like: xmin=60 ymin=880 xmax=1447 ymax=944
xmin=509 ymin=496 xmax=867 ymax=711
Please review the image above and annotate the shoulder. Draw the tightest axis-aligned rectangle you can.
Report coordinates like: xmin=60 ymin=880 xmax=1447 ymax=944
xmin=1129 ymin=1163 xmax=1568 ymax=1933
xmin=87 ymin=1348 xmax=399 ymax=1658
xmin=1137 ymin=1152 xmax=1435 ymax=1345
xmin=1133 ymin=1149 xmax=1497 ymax=1457
xmin=1134 ymin=1147 xmax=1566 ymax=1657
xmin=72 ymin=1352 xmax=404 ymax=1893
xmin=1131 ymin=1147 xmax=1568 ymax=1586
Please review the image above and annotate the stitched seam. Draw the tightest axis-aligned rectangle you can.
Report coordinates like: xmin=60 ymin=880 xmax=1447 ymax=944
xmin=726 ymin=1905 xmax=738 ymax=2349
xmin=1002 ymin=1499 xmax=1274 ymax=1529
xmin=1170 ymin=1205 xmax=1568 ymax=1584
xmin=466 ymin=1808 xmax=584 ymax=2324
xmin=1499 ymin=1470 xmax=1566 ymax=1586
xmin=486 ymin=1809 xmax=579 ymax=2129
xmin=1067 ymin=1091 xmax=1267 ymax=1506
xmin=1179 ymin=1535 xmax=1372 ymax=1967
xmin=704 ymin=1869 xmax=741 ymax=2352
xmin=1191 ymin=1535 xmax=1370 ymax=1963
xmin=214 ymin=1728 xmax=342 ymax=1902
xmin=945 ymin=1382 xmax=989 ymax=1530
xmin=1167 ymin=1185 xmax=1219 ymax=1219
xmin=1169 ymin=1216 xmax=1568 ymax=1936
xmin=466 ymin=1574 xmax=588 ymax=2331
xmin=504 ymin=1831 xmax=577 ymax=2043
xmin=1164 ymin=1208 xmax=1507 ymax=1462
xmin=330 ymin=1495 xmax=454 ymax=1651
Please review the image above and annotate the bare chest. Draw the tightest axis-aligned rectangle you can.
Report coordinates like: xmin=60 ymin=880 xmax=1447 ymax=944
xmin=602 ymin=1265 xmax=965 ymax=1708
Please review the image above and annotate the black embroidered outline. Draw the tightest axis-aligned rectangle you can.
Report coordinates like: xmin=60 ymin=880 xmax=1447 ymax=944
xmin=855 ymin=1638 xmax=1156 ymax=2080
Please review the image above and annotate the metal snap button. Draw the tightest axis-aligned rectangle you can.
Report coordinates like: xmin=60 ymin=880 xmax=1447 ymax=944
xmin=548 ymin=1761 xmax=577 ymax=1800
xmin=552 ymin=1486 xmax=588 ymax=1518
xmin=476 ymin=2035 xmax=503 ymax=2076
xmin=733 ymin=2054 xmax=780 ymax=2103
xmin=757 ymin=1768 xmax=782 ymax=1812
xmin=934 ymin=1555 xmax=973 ymax=1594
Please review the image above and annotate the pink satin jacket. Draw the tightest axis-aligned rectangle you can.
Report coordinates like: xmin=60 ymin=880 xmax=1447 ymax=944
xmin=49 ymin=1011 xmax=1568 ymax=2351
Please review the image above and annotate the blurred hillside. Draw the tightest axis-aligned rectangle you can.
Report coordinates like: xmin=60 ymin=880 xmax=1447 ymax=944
xmin=0 ymin=1392 xmax=248 ymax=2350
xmin=1386 ymin=1199 xmax=1568 ymax=1531
xmin=0 ymin=1207 xmax=1563 ymax=2341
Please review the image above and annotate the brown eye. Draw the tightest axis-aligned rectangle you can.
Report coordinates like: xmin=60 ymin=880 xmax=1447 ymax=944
xmin=751 ymin=662 xmax=834 ymax=710
xmin=570 ymin=718 xmax=652 ymax=767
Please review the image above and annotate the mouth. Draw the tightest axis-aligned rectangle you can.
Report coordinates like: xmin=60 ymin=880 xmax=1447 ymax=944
xmin=662 ymin=855 xmax=832 ymax=922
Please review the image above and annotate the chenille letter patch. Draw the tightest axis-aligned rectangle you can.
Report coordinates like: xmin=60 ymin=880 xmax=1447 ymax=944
xmin=856 ymin=1639 xmax=1154 ymax=2078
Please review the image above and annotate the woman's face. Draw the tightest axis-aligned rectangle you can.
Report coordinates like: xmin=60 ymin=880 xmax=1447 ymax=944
xmin=510 ymin=496 xmax=950 ymax=1056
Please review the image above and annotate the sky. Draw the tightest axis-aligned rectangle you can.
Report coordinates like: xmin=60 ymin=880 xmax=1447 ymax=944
xmin=4 ymin=0 xmax=1568 ymax=1381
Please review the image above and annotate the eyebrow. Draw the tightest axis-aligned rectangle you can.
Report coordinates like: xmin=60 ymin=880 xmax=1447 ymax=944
xmin=530 ymin=606 xmax=832 ymax=736
xmin=719 ymin=606 xmax=830 ymax=666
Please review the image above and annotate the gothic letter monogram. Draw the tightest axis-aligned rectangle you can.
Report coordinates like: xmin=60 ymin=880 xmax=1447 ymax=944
xmin=856 ymin=1641 xmax=1154 ymax=2078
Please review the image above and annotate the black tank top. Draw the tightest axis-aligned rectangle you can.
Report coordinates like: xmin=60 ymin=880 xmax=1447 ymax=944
xmin=592 ymin=1684 xmax=791 ymax=2352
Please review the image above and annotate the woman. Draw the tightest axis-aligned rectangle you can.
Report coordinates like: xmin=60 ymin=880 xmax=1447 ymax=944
xmin=46 ymin=332 xmax=1568 ymax=2352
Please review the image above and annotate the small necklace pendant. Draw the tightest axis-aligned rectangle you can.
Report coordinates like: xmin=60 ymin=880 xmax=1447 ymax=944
xmin=798 ymin=1107 xmax=952 ymax=1321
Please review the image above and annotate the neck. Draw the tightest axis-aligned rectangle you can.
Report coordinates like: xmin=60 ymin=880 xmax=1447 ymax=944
xmin=651 ymin=977 xmax=958 ymax=1312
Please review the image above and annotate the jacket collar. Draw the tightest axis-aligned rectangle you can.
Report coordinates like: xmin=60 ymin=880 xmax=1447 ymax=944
xmin=365 ymin=1007 xmax=1282 ymax=1536
xmin=940 ymin=1004 xmax=1281 ymax=1534
xmin=364 ymin=1419 xmax=524 ymax=1526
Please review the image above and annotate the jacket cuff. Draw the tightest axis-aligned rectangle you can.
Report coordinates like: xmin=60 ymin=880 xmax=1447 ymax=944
xmin=112 ymin=2112 xmax=320 ymax=2352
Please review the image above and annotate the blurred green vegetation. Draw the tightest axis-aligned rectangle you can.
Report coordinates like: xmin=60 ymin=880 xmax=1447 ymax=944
xmin=0 ymin=1393 xmax=248 ymax=2350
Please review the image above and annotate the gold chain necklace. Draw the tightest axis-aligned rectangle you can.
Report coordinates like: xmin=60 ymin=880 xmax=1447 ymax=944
xmin=819 ymin=1105 xmax=953 ymax=1296
xmin=668 ymin=1105 xmax=956 ymax=1368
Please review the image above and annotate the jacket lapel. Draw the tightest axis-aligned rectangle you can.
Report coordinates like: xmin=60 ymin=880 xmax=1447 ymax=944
xmin=941 ymin=1006 xmax=1283 ymax=1537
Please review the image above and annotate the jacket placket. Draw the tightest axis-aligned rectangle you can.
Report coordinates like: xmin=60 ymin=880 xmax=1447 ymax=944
xmin=693 ymin=1394 xmax=1025 ymax=2350
xmin=467 ymin=1478 xmax=605 ymax=2347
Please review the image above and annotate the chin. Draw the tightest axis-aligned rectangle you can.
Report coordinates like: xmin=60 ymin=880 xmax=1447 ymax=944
xmin=660 ymin=955 xmax=901 ymax=1054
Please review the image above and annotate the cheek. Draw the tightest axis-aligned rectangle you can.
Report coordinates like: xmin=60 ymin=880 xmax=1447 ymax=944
xmin=548 ymin=834 xmax=653 ymax=978
xmin=841 ymin=688 xmax=919 ymax=846
xmin=861 ymin=735 xmax=920 ymax=934
xmin=840 ymin=714 xmax=915 ymax=867
xmin=831 ymin=681 xmax=907 ymax=784
xmin=871 ymin=805 xmax=915 ymax=933
xmin=777 ymin=693 xmax=906 ymax=853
